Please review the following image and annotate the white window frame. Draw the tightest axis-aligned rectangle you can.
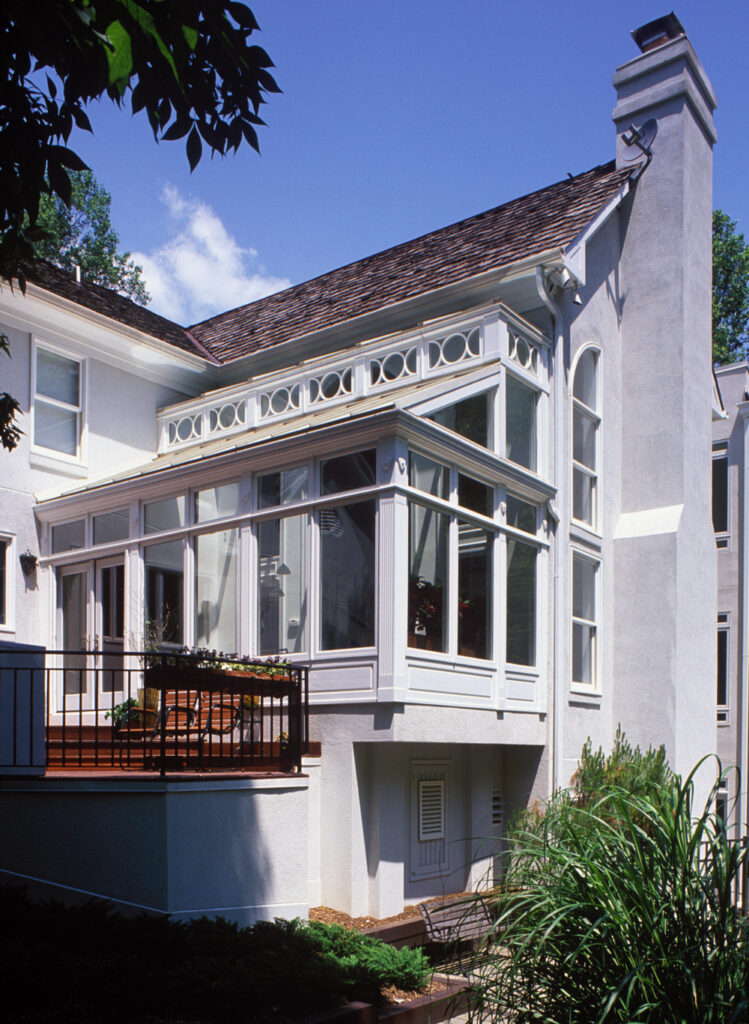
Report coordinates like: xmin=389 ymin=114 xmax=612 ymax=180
xmin=712 ymin=441 xmax=729 ymax=549
xmin=717 ymin=612 xmax=729 ymax=725
xmin=31 ymin=338 xmax=87 ymax=465
xmin=571 ymin=548 xmax=600 ymax=693
xmin=571 ymin=346 xmax=601 ymax=532
xmin=0 ymin=533 xmax=15 ymax=633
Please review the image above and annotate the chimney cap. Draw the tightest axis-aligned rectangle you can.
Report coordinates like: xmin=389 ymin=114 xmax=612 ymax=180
xmin=631 ymin=13 xmax=685 ymax=53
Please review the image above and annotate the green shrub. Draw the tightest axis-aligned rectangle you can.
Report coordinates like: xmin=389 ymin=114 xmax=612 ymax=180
xmin=474 ymin=759 xmax=749 ymax=1023
xmin=0 ymin=893 xmax=429 ymax=1023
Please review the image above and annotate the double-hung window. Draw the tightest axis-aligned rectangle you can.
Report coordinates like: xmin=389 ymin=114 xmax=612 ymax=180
xmin=33 ymin=344 xmax=83 ymax=458
xmin=572 ymin=349 xmax=600 ymax=528
xmin=572 ymin=551 xmax=599 ymax=689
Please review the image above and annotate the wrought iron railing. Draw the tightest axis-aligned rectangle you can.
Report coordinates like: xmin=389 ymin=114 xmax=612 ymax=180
xmin=0 ymin=648 xmax=309 ymax=775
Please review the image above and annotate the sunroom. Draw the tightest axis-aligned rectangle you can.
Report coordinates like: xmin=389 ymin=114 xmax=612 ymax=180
xmin=25 ymin=304 xmax=553 ymax=771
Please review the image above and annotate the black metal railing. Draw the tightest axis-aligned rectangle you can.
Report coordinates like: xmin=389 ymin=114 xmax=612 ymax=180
xmin=0 ymin=648 xmax=309 ymax=775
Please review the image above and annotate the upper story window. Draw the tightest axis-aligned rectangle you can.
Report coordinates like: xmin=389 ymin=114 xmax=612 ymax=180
xmin=33 ymin=345 xmax=83 ymax=458
xmin=712 ymin=441 xmax=729 ymax=548
xmin=571 ymin=348 xmax=600 ymax=528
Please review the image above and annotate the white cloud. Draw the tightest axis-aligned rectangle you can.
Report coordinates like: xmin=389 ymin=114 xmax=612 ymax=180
xmin=133 ymin=185 xmax=291 ymax=325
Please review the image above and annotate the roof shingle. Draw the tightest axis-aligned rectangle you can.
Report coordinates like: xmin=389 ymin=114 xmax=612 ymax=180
xmin=21 ymin=260 xmax=214 ymax=361
xmin=189 ymin=161 xmax=632 ymax=363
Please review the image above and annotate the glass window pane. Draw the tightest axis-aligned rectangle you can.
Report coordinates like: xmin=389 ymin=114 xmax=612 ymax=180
xmin=258 ymin=466 xmax=309 ymax=509
xmin=34 ymin=401 xmax=78 ymax=454
xmin=505 ymin=375 xmax=537 ymax=471
xmin=195 ymin=530 xmax=238 ymax=653
xmin=258 ymin=514 xmax=307 ymax=654
xmin=573 ymin=622 xmax=595 ymax=686
xmin=0 ymin=539 xmax=6 ymax=625
xmin=93 ymin=509 xmax=129 ymax=545
xmin=37 ymin=348 xmax=79 ymax=406
xmin=573 ymin=556 xmax=597 ymax=622
xmin=573 ymin=469 xmax=595 ymax=525
xmin=195 ymin=482 xmax=241 ymax=523
xmin=321 ymin=450 xmax=376 ymax=495
xmin=321 ymin=500 xmax=375 ymax=649
xmin=52 ymin=520 xmax=86 ymax=553
xmin=431 ymin=393 xmax=490 ymax=448
xmin=717 ymin=629 xmax=728 ymax=707
xmin=573 ymin=407 xmax=596 ymax=469
xmin=506 ymin=495 xmax=536 ymax=534
xmin=573 ymin=349 xmax=597 ymax=409
xmin=144 ymin=496 xmax=186 ymax=534
xmin=458 ymin=474 xmax=493 ymax=516
xmin=458 ymin=522 xmax=492 ymax=659
xmin=410 ymin=452 xmax=449 ymax=499
xmin=408 ymin=504 xmax=448 ymax=652
xmin=145 ymin=541 xmax=183 ymax=645
xmin=101 ymin=564 xmax=125 ymax=641
xmin=506 ymin=538 xmax=536 ymax=666
xmin=712 ymin=457 xmax=728 ymax=533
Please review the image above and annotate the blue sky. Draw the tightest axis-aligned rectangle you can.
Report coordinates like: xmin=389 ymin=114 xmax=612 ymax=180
xmin=69 ymin=2 xmax=749 ymax=325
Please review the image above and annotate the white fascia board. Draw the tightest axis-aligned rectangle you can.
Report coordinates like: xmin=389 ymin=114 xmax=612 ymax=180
xmin=0 ymin=282 xmax=216 ymax=395
xmin=561 ymin=179 xmax=631 ymax=286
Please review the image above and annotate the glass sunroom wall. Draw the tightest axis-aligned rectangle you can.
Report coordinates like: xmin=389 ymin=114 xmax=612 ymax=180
xmin=195 ymin=529 xmax=238 ymax=652
xmin=258 ymin=514 xmax=307 ymax=654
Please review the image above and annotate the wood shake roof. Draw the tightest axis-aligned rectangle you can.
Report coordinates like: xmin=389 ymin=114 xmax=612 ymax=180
xmin=189 ymin=160 xmax=633 ymax=363
xmin=21 ymin=260 xmax=216 ymax=361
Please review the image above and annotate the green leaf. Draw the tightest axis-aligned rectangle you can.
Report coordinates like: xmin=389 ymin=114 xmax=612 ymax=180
xmin=186 ymin=125 xmax=202 ymax=171
xmin=104 ymin=20 xmax=133 ymax=90
xmin=182 ymin=24 xmax=198 ymax=50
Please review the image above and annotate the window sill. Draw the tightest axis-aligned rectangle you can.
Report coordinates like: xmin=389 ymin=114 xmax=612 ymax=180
xmin=30 ymin=450 xmax=88 ymax=478
xmin=569 ymin=684 xmax=601 ymax=703
xmin=570 ymin=520 xmax=602 ymax=546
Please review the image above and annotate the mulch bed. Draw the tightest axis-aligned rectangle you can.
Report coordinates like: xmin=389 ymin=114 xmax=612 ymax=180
xmin=309 ymin=893 xmax=472 ymax=933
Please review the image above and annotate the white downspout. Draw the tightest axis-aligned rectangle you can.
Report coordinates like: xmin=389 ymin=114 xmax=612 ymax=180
xmin=535 ymin=266 xmax=566 ymax=794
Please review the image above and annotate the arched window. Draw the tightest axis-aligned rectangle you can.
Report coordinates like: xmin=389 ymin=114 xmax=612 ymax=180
xmin=571 ymin=348 xmax=600 ymax=527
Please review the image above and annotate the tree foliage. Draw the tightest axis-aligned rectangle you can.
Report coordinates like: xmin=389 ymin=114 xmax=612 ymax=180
xmin=474 ymin=746 xmax=748 ymax=1023
xmin=713 ymin=209 xmax=749 ymax=365
xmin=0 ymin=1 xmax=279 ymax=285
xmin=35 ymin=170 xmax=149 ymax=303
xmin=0 ymin=1 xmax=279 ymax=451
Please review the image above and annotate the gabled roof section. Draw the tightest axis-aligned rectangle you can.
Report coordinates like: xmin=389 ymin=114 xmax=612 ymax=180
xmin=20 ymin=259 xmax=216 ymax=362
xmin=190 ymin=161 xmax=633 ymax=363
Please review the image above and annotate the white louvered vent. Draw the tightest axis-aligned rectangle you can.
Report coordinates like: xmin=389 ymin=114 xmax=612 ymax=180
xmin=491 ymin=788 xmax=504 ymax=828
xmin=418 ymin=779 xmax=445 ymax=841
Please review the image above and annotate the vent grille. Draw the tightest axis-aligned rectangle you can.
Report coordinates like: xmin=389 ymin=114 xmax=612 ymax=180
xmin=492 ymin=789 xmax=504 ymax=828
xmin=418 ymin=780 xmax=445 ymax=840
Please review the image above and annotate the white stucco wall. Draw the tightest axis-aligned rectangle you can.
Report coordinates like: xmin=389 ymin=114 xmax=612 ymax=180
xmin=0 ymin=774 xmax=311 ymax=925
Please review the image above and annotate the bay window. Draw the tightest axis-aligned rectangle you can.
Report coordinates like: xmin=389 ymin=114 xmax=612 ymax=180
xmin=458 ymin=522 xmax=492 ymax=659
xmin=505 ymin=374 xmax=537 ymax=471
xmin=409 ymin=503 xmax=448 ymax=652
xmin=258 ymin=514 xmax=307 ymax=654
xmin=320 ymin=499 xmax=376 ymax=650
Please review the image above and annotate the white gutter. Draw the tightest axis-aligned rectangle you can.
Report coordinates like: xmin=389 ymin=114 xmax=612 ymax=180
xmin=535 ymin=266 xmax=566 ymax=794
xmin=738 ymin=401 xmax=749 ymax=854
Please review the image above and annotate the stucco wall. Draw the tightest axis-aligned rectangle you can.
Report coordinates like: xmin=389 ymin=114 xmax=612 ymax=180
xmin=0 ymin=774 xmax=311 ymax=925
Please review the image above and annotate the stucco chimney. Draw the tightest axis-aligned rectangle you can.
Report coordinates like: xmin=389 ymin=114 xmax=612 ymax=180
xmin=610 ymin=19 xmax=717 ymax=786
